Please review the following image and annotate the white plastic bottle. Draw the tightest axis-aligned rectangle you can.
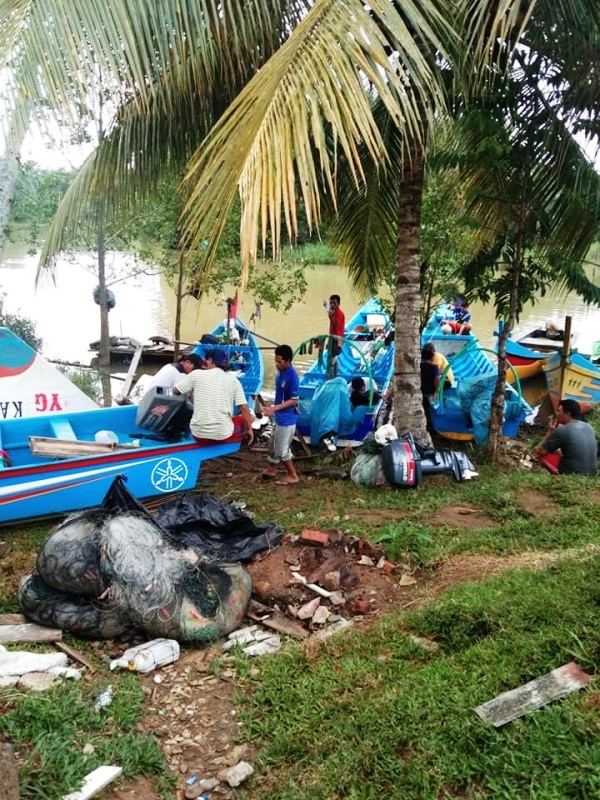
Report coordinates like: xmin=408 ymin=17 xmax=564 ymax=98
xmin=109 ymin=638 xmax=180 ymax=673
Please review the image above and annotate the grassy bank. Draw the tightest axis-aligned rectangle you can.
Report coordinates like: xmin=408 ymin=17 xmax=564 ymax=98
xmin=1 ymin=427 xmax=599 ymax=798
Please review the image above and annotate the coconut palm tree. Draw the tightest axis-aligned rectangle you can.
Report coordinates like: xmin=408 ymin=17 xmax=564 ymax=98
xmin=4 ymin=0 xmax=598 ymax=444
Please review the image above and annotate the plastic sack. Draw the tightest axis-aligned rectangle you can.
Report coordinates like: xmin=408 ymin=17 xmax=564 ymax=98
xmin=156 ymin=492 xmax=284 ymax=562
xmin=350 ymin=452 xmax=389 ymax=487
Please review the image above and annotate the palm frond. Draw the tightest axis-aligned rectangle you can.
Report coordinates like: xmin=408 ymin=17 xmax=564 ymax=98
xmin=181 ymin=0 xmax=449 ymax=287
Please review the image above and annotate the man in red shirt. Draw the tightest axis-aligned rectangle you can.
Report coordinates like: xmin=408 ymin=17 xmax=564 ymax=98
xmin=326 ymin=294 xmax=345 ymax=376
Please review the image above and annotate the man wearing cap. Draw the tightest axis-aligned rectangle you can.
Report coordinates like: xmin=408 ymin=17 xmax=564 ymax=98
xmin=173 ymin=347 xmax=254 ymax=444
xmin=145 ymin=352 xmax=203 ymax=393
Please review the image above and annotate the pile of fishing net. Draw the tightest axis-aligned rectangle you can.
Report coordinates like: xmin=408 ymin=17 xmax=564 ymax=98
xmin=19 ymin=478 xmax=283 ymax=643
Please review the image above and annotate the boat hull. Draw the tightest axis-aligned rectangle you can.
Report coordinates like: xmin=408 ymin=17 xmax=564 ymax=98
xmin=543 ymin=350 xmax=600 ymax=412
xmin=0 ymin=405 xmax=240 ymax=525
xmin=502 ymin=325 xmax=578 ymax=381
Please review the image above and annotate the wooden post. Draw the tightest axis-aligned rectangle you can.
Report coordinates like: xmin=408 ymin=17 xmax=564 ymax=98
xmin=558 ymin=316 xmax=572 ymax=401
xmin=115 ymin=342 xmax=144 ymax=403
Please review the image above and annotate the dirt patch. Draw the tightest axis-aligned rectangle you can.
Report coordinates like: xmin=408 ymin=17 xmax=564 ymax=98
xmin=430 ymin=505 xmax=496 ymax=529
xmin=350 ymin=508 xmax=411 ymax=524
xmin=515 ymin=489 xmax=559 ymax=515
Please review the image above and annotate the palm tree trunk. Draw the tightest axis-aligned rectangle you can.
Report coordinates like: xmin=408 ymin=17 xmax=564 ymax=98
xmin=488 ymin=245 xmax=522 ymax=460
xmin=392 ymin=140 xmax=430 ymax=444
xmin=173 ymin=248 xmax=185 ymax=360
xmin=96 ymin=207 xmax=112 ymax=407
xmin=0 ymin=111 xmax=28 ymax=261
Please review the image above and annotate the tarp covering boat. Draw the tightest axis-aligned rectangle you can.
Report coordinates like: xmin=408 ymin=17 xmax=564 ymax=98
xmin=0 ymin=326 xmax=98 ymax=419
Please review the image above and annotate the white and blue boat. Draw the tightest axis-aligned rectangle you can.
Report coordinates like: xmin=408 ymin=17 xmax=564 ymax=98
xmin=295 ymin=297 xmax=394 ymax=445
xmin=192 ymin=317 xmax=264 ymax=403
xmin=422 ymin=303 xmax=531 ymax=443
xmin=0 ymin=404 xmax=241 ymax=525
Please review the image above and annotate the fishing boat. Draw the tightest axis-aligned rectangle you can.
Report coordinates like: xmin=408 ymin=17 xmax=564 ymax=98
xmin=422 ymin=303 xmax=532 ymax=443
xmin=295 ymin=297 xmax=395 ymax=445
xmin=542 ymin=348 xmax=600 ymax=412
xmin=0 ymin=403 xmax=242 ymax=526
xmin=498 ymin=321 xmax=579 ymax=381
xmin=1 ymin=326 xmax=98 ymax=418
xmin=191 ymin=317 xmax=265 ymax=403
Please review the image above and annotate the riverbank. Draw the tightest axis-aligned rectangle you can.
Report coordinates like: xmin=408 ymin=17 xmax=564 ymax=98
xmin=0 ymin=430 xmax=599 ymax=799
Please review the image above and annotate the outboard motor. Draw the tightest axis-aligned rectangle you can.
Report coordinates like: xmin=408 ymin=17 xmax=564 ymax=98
xmin=135 ymin=388 xmax=192 ymax=441
xmin=382 ymin=434 xmax=477 ymax=488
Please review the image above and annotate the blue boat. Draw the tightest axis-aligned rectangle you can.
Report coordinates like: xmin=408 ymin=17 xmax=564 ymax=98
xmin=295 ymin=297 xmax=394 ymax=445
xmin=192 ymin=317 xmax=264 ymax=403
xmin=0 ymin=404 xmax=241 ymax=525
xmin=422 ymin=303 xmax=532 ymax=443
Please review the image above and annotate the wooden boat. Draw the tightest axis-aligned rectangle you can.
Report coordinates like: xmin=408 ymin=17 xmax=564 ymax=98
xmin=543 ymin=348 xmax=600 ymax=413
xmin=1 ymin=326 xmax=98 ymax=418
xmin=499 ymin=322 xmax=579 ymax=382
xmin=422 ymin=304 xmax=532 ymax=442
xmin=295 ymin=297 xmax=395 ymax=445
xmin=191 ymin=317 xmax=265 ymax=403
xmin=0 ymin=404 xmax=241 ymax=525
xmin=89 ymin=335 xmax=177 ymax=366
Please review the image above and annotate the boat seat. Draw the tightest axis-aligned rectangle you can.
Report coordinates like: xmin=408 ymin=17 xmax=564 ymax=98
xmin=49 ymin=419 xmax=77 ymax=440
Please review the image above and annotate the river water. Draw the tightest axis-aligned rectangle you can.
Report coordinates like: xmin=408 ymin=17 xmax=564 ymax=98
xmin=1 ymin=240 xmax=599 ymax=394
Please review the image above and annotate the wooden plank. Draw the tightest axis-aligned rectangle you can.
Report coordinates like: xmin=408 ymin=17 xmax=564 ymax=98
xmin=54 ymin=641 xmax=95 ymax=672
xmin=246 ymin=603 xmax=308 ymax=639
xmin=0 ymin=613 xmax=28 ymax=625
xmin=474 ymin=662 xmax=590 ymax=727
xmin=0 ymin=622 xmax=62 ymax=644
xmin=116 ymin=342 xmax=144 ymax=403
xmin=62 ymin=765 xmax=123 ymax=800
xmin=29 ymin=436 xmax=139 ymax=459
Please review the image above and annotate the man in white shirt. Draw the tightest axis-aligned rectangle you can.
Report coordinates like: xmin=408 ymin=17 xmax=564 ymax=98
xmin=145 ymin=353 xmax=203 ymax=393
xmin=173 ymin=348 xmax=254 ymax=443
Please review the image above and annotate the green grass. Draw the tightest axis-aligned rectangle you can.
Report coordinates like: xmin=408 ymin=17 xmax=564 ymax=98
xmin=0 ymin=674 xmax=175 ymax=799
xmin=238 ymin=558 xmax=600 ymax=799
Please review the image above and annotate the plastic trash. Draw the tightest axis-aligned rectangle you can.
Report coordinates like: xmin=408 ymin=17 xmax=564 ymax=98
xmin=94 ymin=685 xmax=113 ymax=711
xmin=94 ymin=430 xmax=119 ymax=445
xmin=109 ymin=638 xmax=180 ymax=673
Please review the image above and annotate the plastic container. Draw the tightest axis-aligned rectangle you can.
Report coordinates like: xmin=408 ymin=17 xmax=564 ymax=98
xmin=95 ymin=430 xmax=119 ymax=445
xmin=109 ymin=638 xmax=180 ymax=673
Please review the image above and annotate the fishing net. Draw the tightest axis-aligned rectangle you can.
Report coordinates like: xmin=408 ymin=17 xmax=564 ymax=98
xmin=100 ymin=516 xmax=252 ymax=642
xmin=350 ymin=452 xmax=389 ymax=487
xmin=18 ymin=574 xmax=134 ymax=639
xmin=36 ymin=515 xmax=105 ymax=597
xmin=19 ymin=478 xmax=254 ymax=642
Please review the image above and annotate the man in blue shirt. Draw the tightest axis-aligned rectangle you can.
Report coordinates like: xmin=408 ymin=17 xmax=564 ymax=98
xmin=262 ymin=344 xmax=300 ymax=484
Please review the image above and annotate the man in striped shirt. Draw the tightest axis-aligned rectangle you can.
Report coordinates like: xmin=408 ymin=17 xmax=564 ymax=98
xmin=173 ymin=348 xmax=254 ymax=444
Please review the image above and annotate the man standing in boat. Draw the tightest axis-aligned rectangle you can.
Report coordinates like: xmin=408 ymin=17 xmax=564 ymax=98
xmin=173 ymin=347 xmax=254 ymax=444
xmin=534 ymin=399 xmax=597 ymax=475
xmin=325 ymin=294 xmax=345 ymax=376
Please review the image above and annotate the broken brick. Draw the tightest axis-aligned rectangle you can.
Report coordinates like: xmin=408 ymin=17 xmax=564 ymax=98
xmin=300 ymin=529 xmax=329 ymax=547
